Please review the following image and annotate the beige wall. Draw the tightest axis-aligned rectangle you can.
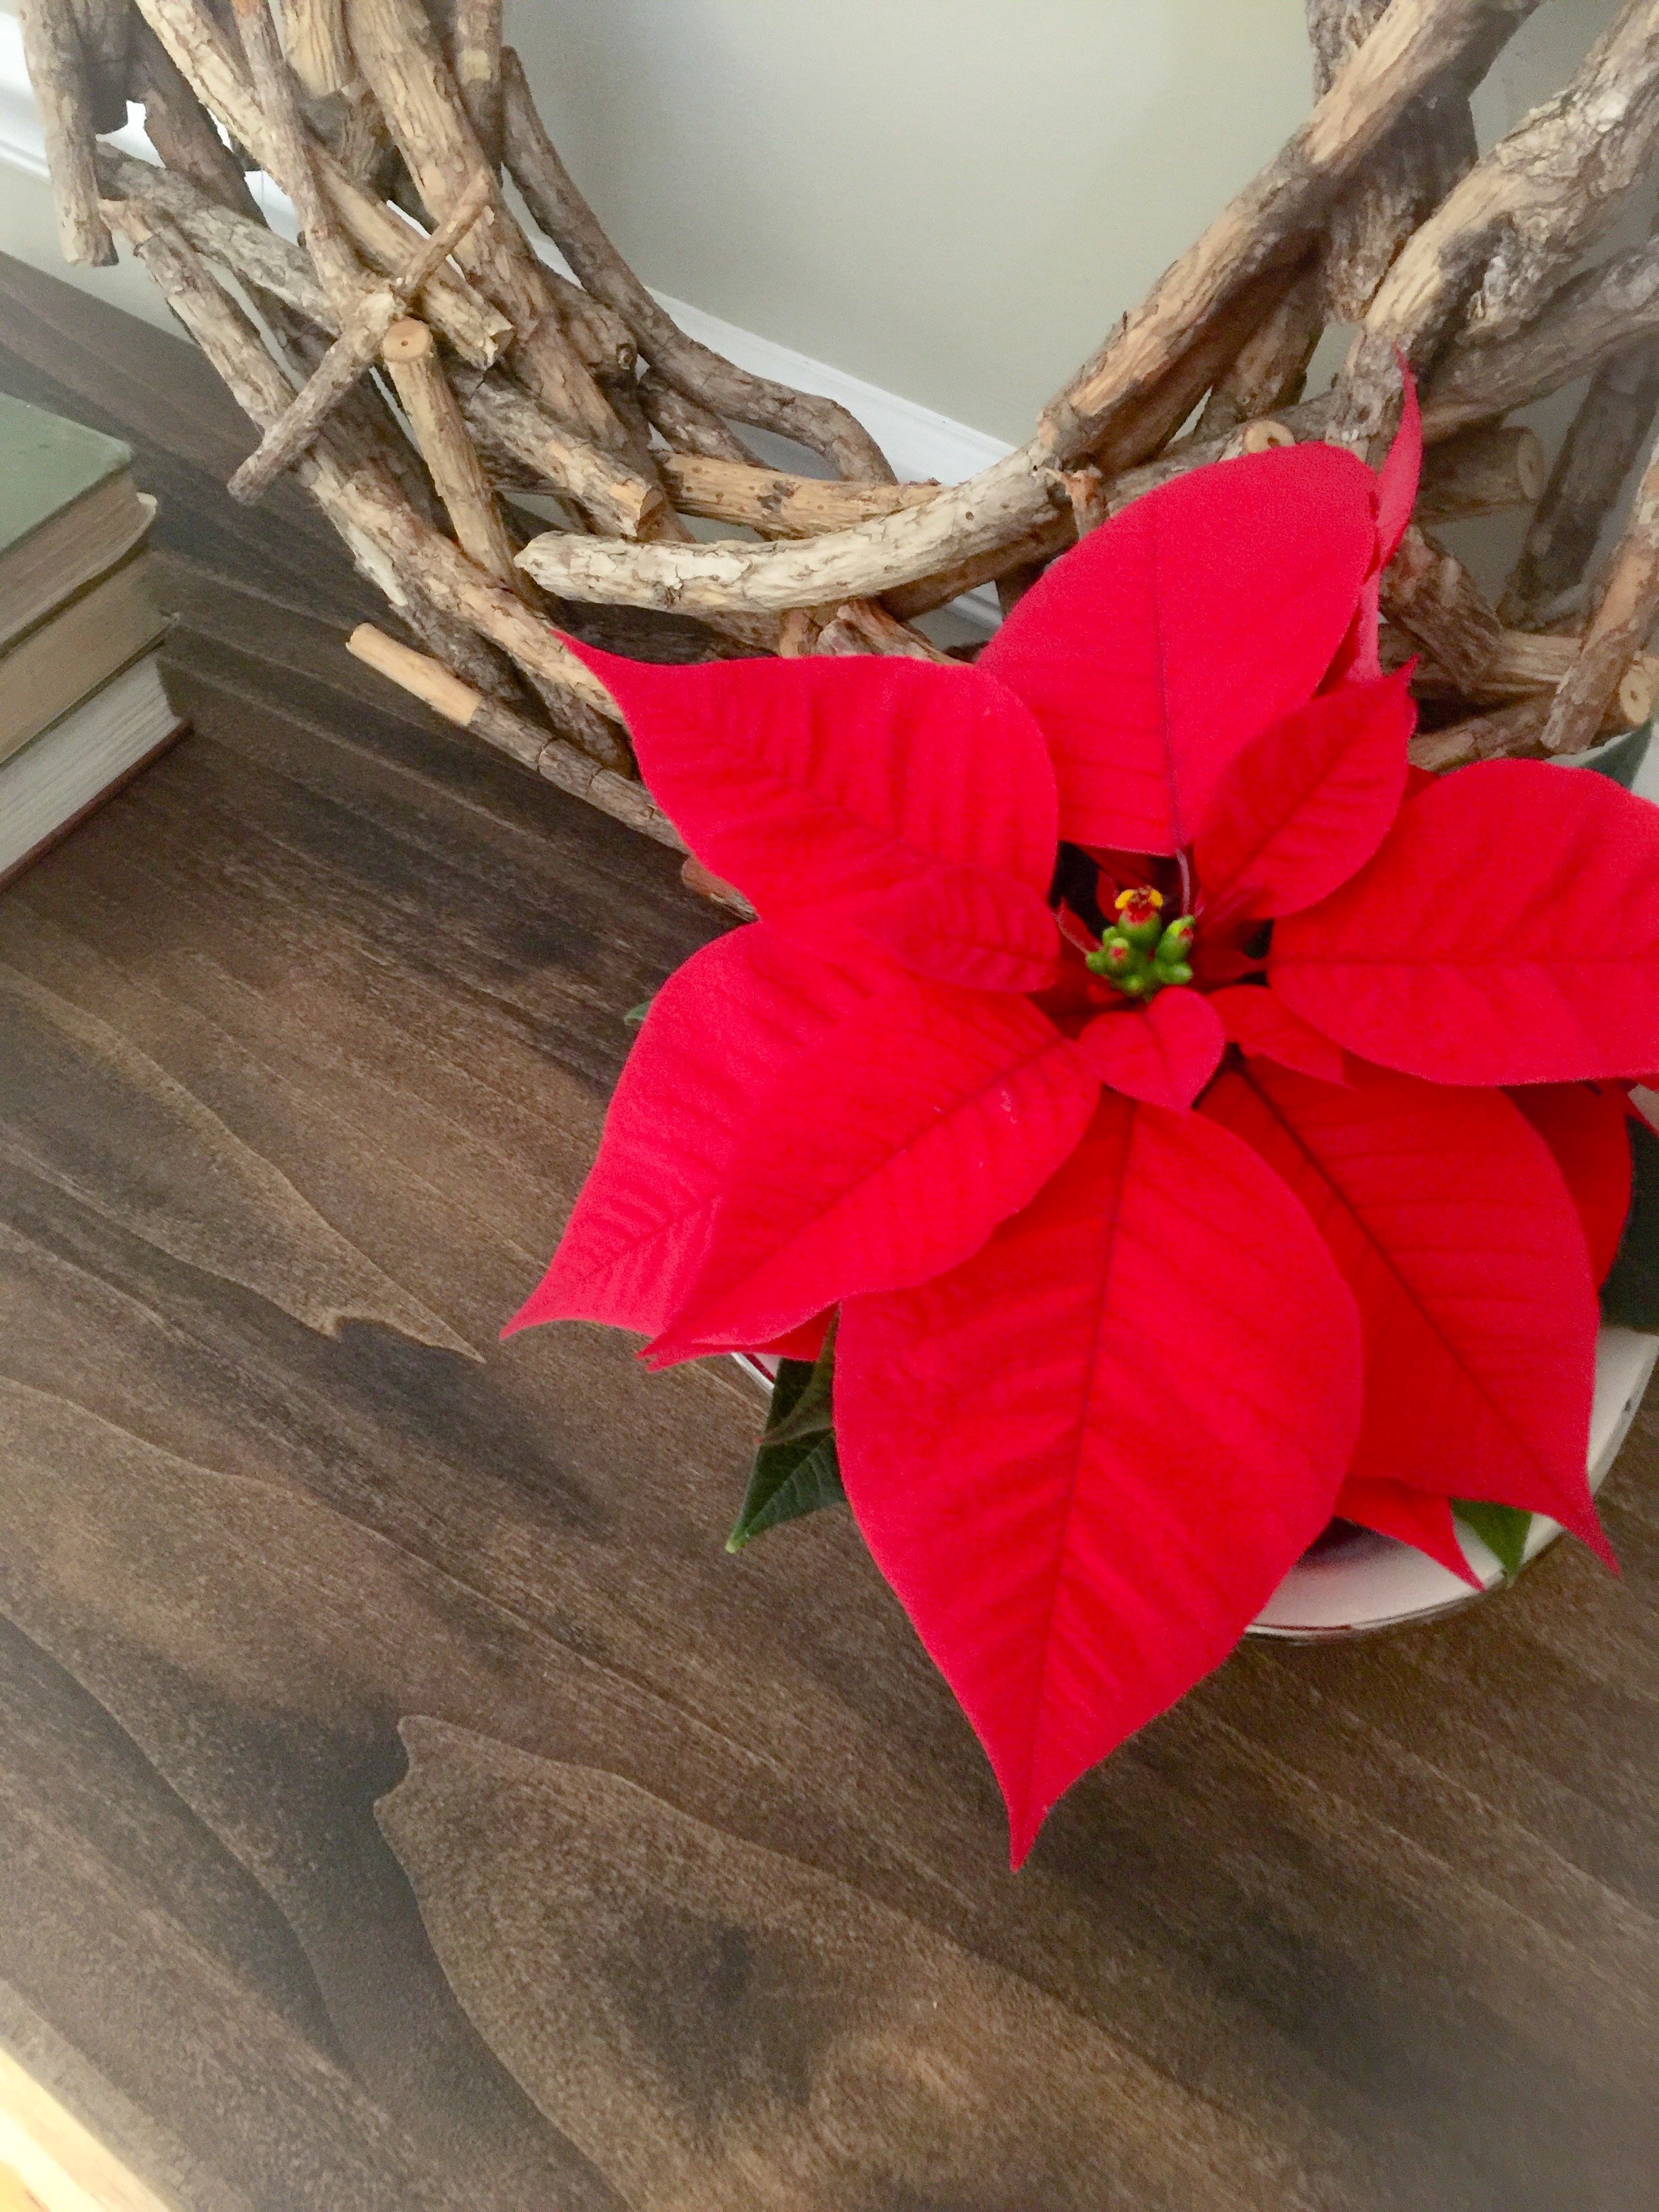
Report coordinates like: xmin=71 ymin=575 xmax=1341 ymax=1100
xmin=510 ymin=0 xmax=1626 ymax=443
xmin=0 ymin=0 xmax=1633 ymax=447
xmin=514 ymin=0 xmax=1315 ymax=443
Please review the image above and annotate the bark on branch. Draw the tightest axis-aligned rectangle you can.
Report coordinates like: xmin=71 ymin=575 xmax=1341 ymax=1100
xmin=125 ymin=18 xmax=264 ymax=222
xmin=97 ymin=145 xmax=332 ymax=321
xmin=1307 ymin=1 xmax=1477 ymax=323
xmin=132 ymin=0 xmax=514 ymax=363
xmin=283 ymin=0 xmax=354 ymax=101
xmin=659 ymin=456 xmax=943 ymax=537
xmin=102 ymin=197 xmax=628 ymax=766
xmin=516 ymin=445 xmax=1064 ymax=616
xmin=447 ymin=0 xmax=504 ymax=171
xmin=1541 ymin=428 xmax=1659 ymax=753
xmin=1422 ymin=239 xmax=1659 ymax=437
xmin=462 ymin=375 xmax=665 ymax=536
xmin=69 ymin=0 xmax=133 ymax=134
xmin=381 ymin=315 xmax=520 ymax=588
xmin=1365 ymin=0 xmax=1659 ymax=363
xmin=342 ymin=0 xmax=623 ymax=447
xmin=1500 ymin=335 xmax=1659 ymax=628
xmin=20 ymin=0 xmax=116 ymax=268
xmin=226 ymin=167 xmax=493 ymax=501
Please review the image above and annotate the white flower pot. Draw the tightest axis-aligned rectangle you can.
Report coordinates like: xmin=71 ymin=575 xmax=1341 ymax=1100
xmin=1254 ymin=1324 xmax=1658 ymax=1639
xmin=734 ymin=1324 xmax=1659 ymax=1642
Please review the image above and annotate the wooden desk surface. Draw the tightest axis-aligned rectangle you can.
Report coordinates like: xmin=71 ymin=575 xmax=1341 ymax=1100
xmin=0 ymin=252 xmax=1655 ymax=2212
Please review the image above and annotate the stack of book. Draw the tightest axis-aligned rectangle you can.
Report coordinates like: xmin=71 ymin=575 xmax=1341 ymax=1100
xmin=0 ymin=392 xmax=182 ymax=887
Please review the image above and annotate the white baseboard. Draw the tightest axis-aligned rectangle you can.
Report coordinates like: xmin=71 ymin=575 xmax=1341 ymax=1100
xmin=0 ymin=14 xmax=1006 ymax=621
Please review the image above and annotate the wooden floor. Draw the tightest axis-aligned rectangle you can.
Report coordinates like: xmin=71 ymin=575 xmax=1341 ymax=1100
xmin=1 ymin=252 xmax=1658 ymax=2212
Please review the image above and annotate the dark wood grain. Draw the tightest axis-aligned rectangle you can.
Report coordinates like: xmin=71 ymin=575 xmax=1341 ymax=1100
xmin=1 ymin=250 xmax=1656 ymax=2212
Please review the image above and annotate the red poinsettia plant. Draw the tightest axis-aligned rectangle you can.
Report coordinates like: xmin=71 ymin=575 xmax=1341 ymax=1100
xmin=510 ymin=386 xmax=1659 ymax=1864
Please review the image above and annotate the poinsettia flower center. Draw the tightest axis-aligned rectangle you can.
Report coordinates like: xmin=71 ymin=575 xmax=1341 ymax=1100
xmin=1085 ymin=886 xmax=1197 ymax=999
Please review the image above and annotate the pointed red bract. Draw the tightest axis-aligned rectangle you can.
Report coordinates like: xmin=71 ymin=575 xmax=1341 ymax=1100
xmin=506 ymin=926 xmax=894 ymax=1340
xmin=1194 ymin=672 xmax=1414 ymax=921
xmin=1203 ymin=1061 xmax=1606 ymax=1552
xmin=1210 ymin=984 xmax=1349 ymax=1084
xmin=1322 ymin=371 xmax=1420 ymax=691
xmin=756 ymin=1315 xmax=831 ymax=1362
xmin=832 ymin=866 xmax=1062 ymax=995
xmin=647 ymin=977 xmax=1100 ymax=1361
xmin=1374 ymin=363 xmax=1422 ymax=567
xmin=1075 ymin=988 xmax=1225 ymax=1109
xmin=1335 ymin=1476 xmax=1481 ymax=1589
xmin=1271 ymin=760 xmax=1659 ymax=1084
xmin=978 ymin=445 xmax=1378 ymax=852
xmin=1509 ymin=1081 xmax=1633 ymax=1285
xmin=836 ymin=1094 xmax=1362 ymax=1865
xmin=563 ymin=642 xmax=1062 ymax=991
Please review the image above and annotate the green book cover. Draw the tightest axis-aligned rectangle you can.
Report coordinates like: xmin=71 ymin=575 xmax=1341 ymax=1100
xmin=0 ymin=392 xmax=134 ymax=558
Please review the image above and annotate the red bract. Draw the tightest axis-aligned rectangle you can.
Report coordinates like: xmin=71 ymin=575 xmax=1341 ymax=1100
xmin=508 ymin=408 xmax=1659 ymax=1865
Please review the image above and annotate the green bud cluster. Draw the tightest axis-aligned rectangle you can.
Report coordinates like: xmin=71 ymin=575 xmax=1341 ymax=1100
xmin=1086 ymin=909 xmax=1197 ymax=998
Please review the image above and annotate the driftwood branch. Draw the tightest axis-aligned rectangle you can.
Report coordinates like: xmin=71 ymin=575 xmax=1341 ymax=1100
xmin=1378 ymin=524 xmax=1503 ymax=689
xmin=1411 ymin=658 xmax=1659 ymax=768
xmin=342 ymin=0 xmax=623 ymax=448
xmin=125 ymin=18 xmax=263 ymax=222
xmin=516 ymin=445 xmax=1064 ymax=615
xmin=813 ymin=600 xmax=955 ymax=663
xmin=348 ymin=623 xmax=682 ymax=846
xmin=447 ymin=0 xmax=503 ymax=172
xmin=103 ymin=197 xmax=628 ymax=766
xmin=1541 ymin=428 xmax=1659 ymax=753
xmin=659 ymin=456 xmax=941 ymax=538
xmin=381 ymin=315 xmax=520 ymax=587
xmin=394 ymin=582 xmax=525 ymax=707
xmin=1410 ymin=697 xmax=1553 ymax=769
xmin=232 ymin=0 xmax=361 ymax=310
xmin=134 ymin=0 xmax=514 ymax=364
xmin=1394 ymin=624 xmax=1659 ymax=718
xmin=498 ymin=47 xmax=894 ymax=483
xmin=283 ymin=0 xmax=354 ymax=101
xmin=20 ymin=0 xmax=116 ymax=268
xmin=1366 ymin=0 xmax=1659 ymax=363
xmin=1193 ymin=266 xmax=1322 ymax=439
xmin=97 ymin=146 xmax=329 ymax=319
xmin=1500 ymin=335 xmax=1659 ymax=628
xmin=461 ymin=375 xmax=665 ymax=535
xmin=636 ymin=371 xmax=762 ymax=466
xmin=542 ymin=270 xmax=635 ymax=377
xmin=225 ymin=166 xmax=493 ymax=501
xmin=1039 ymin=0 xmax=1541 ymax=465
xmin=1308 ymin=1 xmax=1477 ymax=322
xmin=1415 ymin=422 xmax=1544 ymax=524
xmin=882 ymin=511 xmax=1077 ymax=622
xmin=1422 ymin=239 xmax=1659 ymax=437
xmin=68 ymin=0 xmax=134 ymax=134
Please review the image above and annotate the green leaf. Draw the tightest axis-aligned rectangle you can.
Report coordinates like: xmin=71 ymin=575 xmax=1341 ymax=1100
xmin=726 ymin=1322 xmax=845 ymax=1550
xmin=753 ymin=1357 xmax=834 ymax=1451
xmin=1572 ymin=723 xmax=1652 ymax=790
xmin=726 ymin=1432 xmax=846 ymax=1551
xmin=1601 ymin=1114 xmax=1659 ymax=1329
xmin=1452 ymin=1498 xmax=1532 ymax=1580
xmin=622 ymin=1000 xmax=653 ymax=1027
